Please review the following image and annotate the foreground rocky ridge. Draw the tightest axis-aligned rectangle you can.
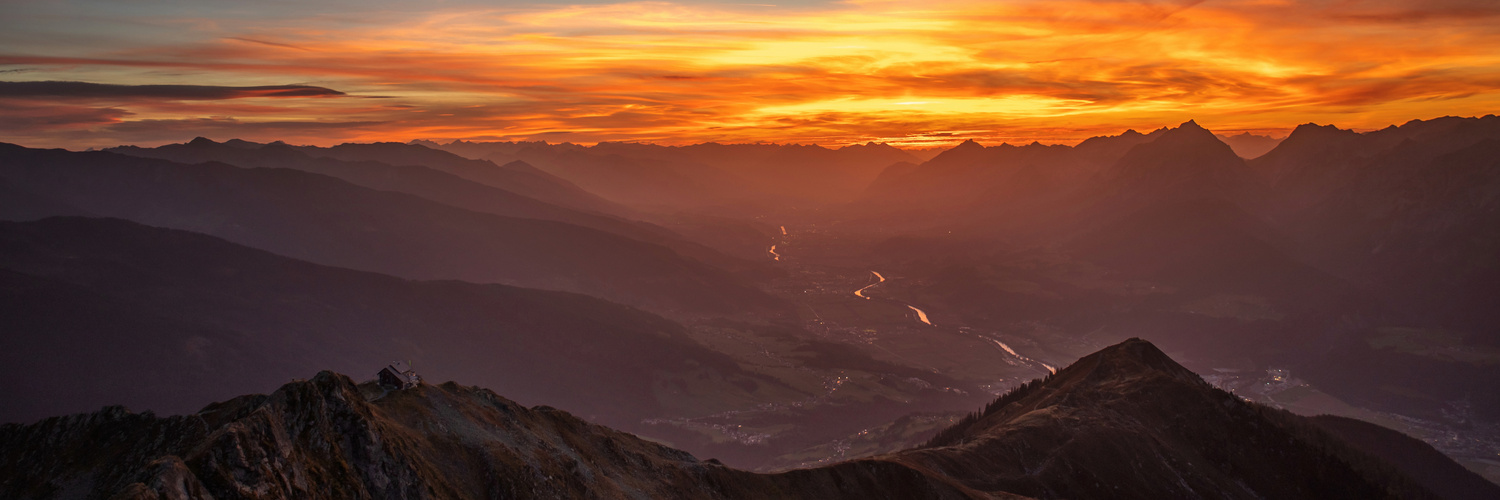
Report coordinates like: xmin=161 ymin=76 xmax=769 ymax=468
xmin=2 ymin=339 xmax=1491 ymax=499
xmin=0 ymin=372 xmax=972 ymax=500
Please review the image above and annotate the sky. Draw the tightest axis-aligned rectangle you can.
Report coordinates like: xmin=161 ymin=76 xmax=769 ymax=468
xmin=2 ymin=0 xmax=1498 ymax=148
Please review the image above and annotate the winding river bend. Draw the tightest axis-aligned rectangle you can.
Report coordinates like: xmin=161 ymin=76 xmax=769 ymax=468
xmin=853 ymin=271 xmax=885 ymax=299
xmin=852 ymin=271 xmax=933 ymax=326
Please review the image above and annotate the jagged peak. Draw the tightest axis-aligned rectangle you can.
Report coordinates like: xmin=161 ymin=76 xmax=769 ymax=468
xmin=954 ymin=138 xmax=984 ymax=149
xmin=1118 ymin=120 xmax=1233 ymax=160
xmin=1164 ymin=119 xmax=1218 ymax=139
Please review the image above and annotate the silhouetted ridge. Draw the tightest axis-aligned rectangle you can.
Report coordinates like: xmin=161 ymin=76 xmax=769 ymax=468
xmin=924 ymin=338 xmax=1200 ymax=448
xmin=1 ymin=337 xmax=1473 ymax=499
xmin=0 ymin=370 xmax=976 ymax=499
xmin=899 ymin=337 xmax=1453 ymax=499
xmin=501 ymin=159 xmax=539 ymax=171
xmin=1287 ymin=122 xmax=1349 ymax=139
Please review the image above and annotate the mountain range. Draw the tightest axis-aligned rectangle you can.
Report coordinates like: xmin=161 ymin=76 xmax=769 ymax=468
xmin=0 ymin=143 xmax=781 ymax=316
xmin=3 ymin=339 xmax=1493 ymax=499
xmin=0 ymin=217 xmax=774 ymax=426
xmin=2 ymin=114 xmax=1497 ymax=492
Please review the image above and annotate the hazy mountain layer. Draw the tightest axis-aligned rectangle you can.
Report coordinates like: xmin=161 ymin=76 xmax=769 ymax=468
xmin=0 ymin=217 xmax=778 ymax=426
xmin=290 ymin=141 xmax=624 ymax=215
xmin=425 ymin=140 xmax=919 ymax=208
xmin=109 ymin=138 xmax=767 ymax=275
xmin=0 ymin=144 xmax=783 ymax=315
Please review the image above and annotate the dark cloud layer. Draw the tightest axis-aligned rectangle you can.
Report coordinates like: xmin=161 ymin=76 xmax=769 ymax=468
xmin=0 ymin=81 xmax=345 ymax=100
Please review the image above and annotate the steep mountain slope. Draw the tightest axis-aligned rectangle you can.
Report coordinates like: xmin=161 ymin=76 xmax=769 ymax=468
xmin=910 ymin=338 xmax=1454 ymax=499
xmin=1 ymin=339 xmax=1473 ymax=500
xmin=1244 ymin=116 xmax=1500 ymax=332
xmin=0 ymin=144 xmax=782 ymax=315
xmin=0 ymin=217 xmax=780 ymax=427
xmin=1085 ymin=121 xmax=1268 ymax=217
xmin=1055 ymin=123 xmax=1332 ymax=294
xmin=289 ymin=142 xmax=624 ymax=215
xmin=1310 ymin=415 xmax=1500 ymax=500
xmin=109 ymin=138 xmax=762 ymax=274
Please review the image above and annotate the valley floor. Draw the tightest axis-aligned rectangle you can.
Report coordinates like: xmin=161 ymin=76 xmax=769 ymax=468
xmin=652 ymin=214 xmax=1500 ymax=484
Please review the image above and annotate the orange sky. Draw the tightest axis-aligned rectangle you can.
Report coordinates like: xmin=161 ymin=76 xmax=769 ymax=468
xmin=2 ymin=0 xmax=1498 ymax=148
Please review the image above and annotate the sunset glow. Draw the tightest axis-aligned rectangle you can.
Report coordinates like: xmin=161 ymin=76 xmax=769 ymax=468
xmin=3 ymin=0 xmax=1498 ymax=147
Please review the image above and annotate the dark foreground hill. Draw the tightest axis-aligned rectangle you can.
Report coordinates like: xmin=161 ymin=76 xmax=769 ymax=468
xmin=3 ymin=339 xmax=1489 ymax=499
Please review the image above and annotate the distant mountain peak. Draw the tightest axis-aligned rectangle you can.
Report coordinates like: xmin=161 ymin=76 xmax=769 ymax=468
xmin=187 ymin=137 xmax=217 ymax=146
xmin=1281 ymin=122 xmax=1358 ymax=145
xmin=1134 ymin=120 xmax=1224 ymax=147
xmin=1290 ymin=122 xmax=1344 ymax=134
xmin=954 ymin=138 xmax=983 ymax=150
xmin=221 ymin=139 xmax=262 ymax=149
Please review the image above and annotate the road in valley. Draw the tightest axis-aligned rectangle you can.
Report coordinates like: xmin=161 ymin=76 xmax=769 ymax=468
xmin=906 ymin=305 xmax=933 ymax=326
xmin=851 ymin=269 xmax=1056 ymax=375
xmin=986 ymin=338 xmax=1057 ymax=374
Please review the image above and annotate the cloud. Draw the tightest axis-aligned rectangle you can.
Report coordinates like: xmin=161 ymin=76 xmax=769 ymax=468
xmin=2 ymin=0 xmax=1498 ymax=147
xmin=0 ymin=81 xmax=345 ymax=100
xmin=224 ymin=37 xmax=312 ymax=51
xmin=0 ymin=99 xmax=131 ymax=131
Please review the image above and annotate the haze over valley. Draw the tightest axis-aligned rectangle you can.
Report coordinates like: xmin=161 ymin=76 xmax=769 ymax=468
xmin=3 ymin=0 xmax=1500 ymax=497
xmin=3 ymin=114 xmax=1500 ymax=499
